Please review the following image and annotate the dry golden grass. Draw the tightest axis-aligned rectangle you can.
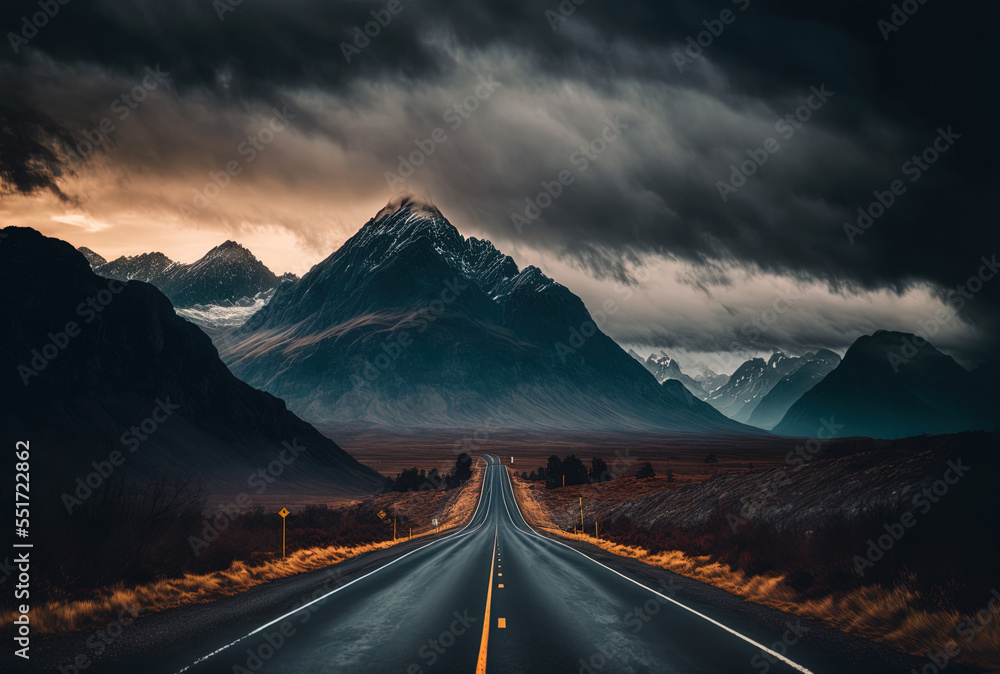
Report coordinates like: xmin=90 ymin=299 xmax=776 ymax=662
xmin=511 ymin=471 xmax=1000 ymax=671
xmin=4 ymin=540 xmax=400 ymax=635
xmin=9 ymin=463 xmax=485 ymax=637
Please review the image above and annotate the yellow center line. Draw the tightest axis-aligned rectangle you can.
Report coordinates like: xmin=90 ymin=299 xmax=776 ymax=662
xmin=475 ymin=528 xmax=498 ymax=674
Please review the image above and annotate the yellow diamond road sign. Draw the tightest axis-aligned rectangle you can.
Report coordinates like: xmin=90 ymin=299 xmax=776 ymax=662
xmin=378 ymin=509 xmax=387 ymax=519
xmin=279 ymin=507 xmax=290 ymax=518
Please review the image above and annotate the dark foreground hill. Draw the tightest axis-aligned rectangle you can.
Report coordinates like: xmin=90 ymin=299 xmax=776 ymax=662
xmin=1 ymin=226 xmax=384 ymax=496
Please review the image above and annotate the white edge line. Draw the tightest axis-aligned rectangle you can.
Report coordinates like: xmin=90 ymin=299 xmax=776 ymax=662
xmin=174 ymin=458 xmax=496 ymax=673
xmin=497 ymin=460 xmax=815 ymax=674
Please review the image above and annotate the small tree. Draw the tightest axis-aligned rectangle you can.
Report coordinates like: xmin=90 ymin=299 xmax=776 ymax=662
xmin=562 ymin=455 xmax=589 ymax=486
xmin=704 ymin=453 xmax=718 ymax=463
xmin=589 ymin=457 xmax=610 ymax=483
xmin=444 ymin=453 xmax=473 ymax=489
xmin=545 ymin=455 xmax=564 ymax=489
xmin=636 ymin=462 xmax=655 ymax=479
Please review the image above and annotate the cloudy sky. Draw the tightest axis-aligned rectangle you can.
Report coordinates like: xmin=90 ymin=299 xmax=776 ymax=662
xmin=1 ymin=0 xmax=996 ymax=371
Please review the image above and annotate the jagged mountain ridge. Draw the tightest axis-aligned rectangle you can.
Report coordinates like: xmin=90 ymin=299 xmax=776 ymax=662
xmin=747 ymin=349 xmax=841 ymax=430
xmin=3 ymin=227 xmax=384 ymax=495
xmin=223 ymin=198 xmax=758 ymax=433
xmin=630 ymin=350 xmax=716 ymax=399
xmin=705 ymin=350 xmax=841 ymax=426
xmin=77 ymin=246 xmax=106 ymax=268
xmin=89 ymin=241 xmax=288 ymax=309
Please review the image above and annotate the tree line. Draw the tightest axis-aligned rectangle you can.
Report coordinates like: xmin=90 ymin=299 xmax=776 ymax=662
xmin=520 ymin=454 xmax=659 ymax=489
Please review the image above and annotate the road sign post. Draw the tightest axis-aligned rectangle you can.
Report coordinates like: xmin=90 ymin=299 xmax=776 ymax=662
xmin=279 ymin=507 xmax=290 ymax=557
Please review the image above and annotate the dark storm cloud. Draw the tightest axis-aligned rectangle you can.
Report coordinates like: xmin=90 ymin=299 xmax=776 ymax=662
xmin=1 ymin=0 xmax=996 ymax=359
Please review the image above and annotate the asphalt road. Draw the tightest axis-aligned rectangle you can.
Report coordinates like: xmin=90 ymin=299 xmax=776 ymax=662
xmin=61 ymin=453 xmax=922 ymax=674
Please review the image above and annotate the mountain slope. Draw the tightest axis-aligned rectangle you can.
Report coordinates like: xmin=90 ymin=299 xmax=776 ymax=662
xmin=96 ymin=250 xmax=176 ymax=283
xmin=746 ymin=349 xmax=841 ymax=429
xmin=634 ymin=351 xmax=707 ymax=398
xmin=0 ymin=226 xmax=384 ymax=496
xmin=773 ymin=331 xmax=998 ymax=439
xmin=78 ymin=246 xmax=106 ymax=268
xmin=157 ymin=240 xmax=280 ymax=307
xmin=707 ymin=353 xmax=803 ymax=421
xmin=95 ymin=241 xmax=281 ymax=309
xmin=222 ymin=198 xmax=756 ymax=433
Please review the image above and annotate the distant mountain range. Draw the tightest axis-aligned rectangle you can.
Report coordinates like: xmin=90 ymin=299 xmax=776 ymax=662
xmin=774 ymin=331 xmax=1000 ymax=439
xmin=15 ymin=213 xmax=998 ymax=444
xmin=709 ymin=350 xmax=842 ymax=426
xmin=628 ymin=350 xmax=728 ymax=399
xmin=747 ymin=349 xmax=841 ymax=429
xmin=2 ymin=227 xmax=383 ymax=495
xmin=82 ymin=241 xmax=294 ymax=309
xmin=221 ymin=198 xmax=755 ymax=433
xmin=630 ymin=348 xmax=840 ymax=430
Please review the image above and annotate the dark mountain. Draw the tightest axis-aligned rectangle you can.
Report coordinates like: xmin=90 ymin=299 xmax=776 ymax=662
xmin=746 ymin=349 xmax=841 ymax=430
xmin=96 ymin=250 xmax=175 ymax=283
xmin=773 ymin=331 xmax=999 ymax=439
xmin=0 ymin=226 xmax=384 ymax=496
xmin=95 ymin=241 xmax=281 ymax=309
xmin=222 ymin=198 xmax=755 ymax=433
xmin=77 ymin=246 xmax=106 ymax=268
